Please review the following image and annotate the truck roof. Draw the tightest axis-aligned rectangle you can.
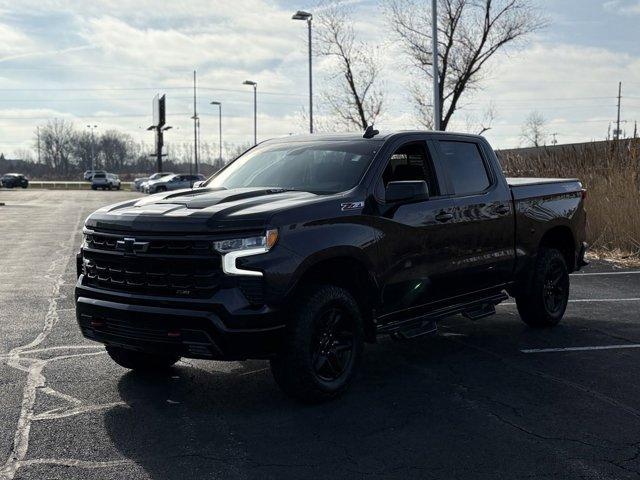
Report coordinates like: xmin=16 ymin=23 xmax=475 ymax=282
xmin=263 ymin=130 xmax=485 ymax=144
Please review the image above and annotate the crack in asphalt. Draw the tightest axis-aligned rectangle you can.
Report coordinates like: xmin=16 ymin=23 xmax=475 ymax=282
xmin=0 ymin=204 xmax=130 ymax=480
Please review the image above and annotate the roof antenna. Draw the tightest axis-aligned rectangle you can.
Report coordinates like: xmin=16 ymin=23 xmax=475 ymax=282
xmin=363 ymin=124 xmax=379 ymax=139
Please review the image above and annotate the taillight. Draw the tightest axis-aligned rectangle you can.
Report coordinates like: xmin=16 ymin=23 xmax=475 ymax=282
xmin=581 ymin=189 xmax=587 ymax=200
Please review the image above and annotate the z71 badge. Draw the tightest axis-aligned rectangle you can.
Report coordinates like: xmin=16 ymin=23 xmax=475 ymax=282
xmin=341 ymin=201 xmax=365 ymax=211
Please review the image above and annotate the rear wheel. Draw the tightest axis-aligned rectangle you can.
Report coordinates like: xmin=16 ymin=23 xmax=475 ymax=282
xmin=156 ymin=186 xmax=167 ymax=192
xmin=516 ymin=247 xmax=570 ymax=328
xmin=106 ymin=346 xmax=180 ymax=371
xmin=270 ymin=285 xmax=364 ymax=403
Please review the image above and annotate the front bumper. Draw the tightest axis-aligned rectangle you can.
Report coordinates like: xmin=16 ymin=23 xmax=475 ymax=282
xmin=75 ymin=278 xmax=285 ymax=360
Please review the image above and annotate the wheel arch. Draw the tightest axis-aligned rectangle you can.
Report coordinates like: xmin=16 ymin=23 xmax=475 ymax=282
xmin=287 ymin=251 xmax=380 ymax=342
xmin=539 ymin=225 xmax=576 ymax=272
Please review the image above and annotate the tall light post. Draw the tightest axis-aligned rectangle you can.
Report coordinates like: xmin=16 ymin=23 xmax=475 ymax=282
xmin=292 ymin=10 xmax=313 ymax=133
xmin=431 ymin=0 xmax=441 ymax=131
xmin=86 ymin=124 xmax=98 ymax=171
xmin=243 ymin=80 xmax=257 ymax=145
xmin=210 ymin=101 xmax=222 ymax=164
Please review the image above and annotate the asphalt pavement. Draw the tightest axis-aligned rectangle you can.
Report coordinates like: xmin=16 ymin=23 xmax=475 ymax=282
xmin=1 ymin=189 xmax=639 ymax=480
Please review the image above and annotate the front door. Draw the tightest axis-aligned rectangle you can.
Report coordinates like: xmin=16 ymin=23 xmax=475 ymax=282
xmin=373 ymin=139 xmax=458 ymax=317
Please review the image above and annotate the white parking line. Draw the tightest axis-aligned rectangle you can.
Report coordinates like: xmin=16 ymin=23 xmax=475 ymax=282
xmin=521 ymin=344 xmax=640 ymax=354
xmin=501 ymin=298 xmax=640 ymax=306
xmin=572 ymin=270 xmax=640 ymax=276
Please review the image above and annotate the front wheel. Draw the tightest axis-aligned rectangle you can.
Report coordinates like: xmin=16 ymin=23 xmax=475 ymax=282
xmin=106 ymin=346 xmax=180 ymax=371
xmin=516 ymin=247 xmax=570 ymax=328
xmin=270 ymin=285 xmax=364 ymax=403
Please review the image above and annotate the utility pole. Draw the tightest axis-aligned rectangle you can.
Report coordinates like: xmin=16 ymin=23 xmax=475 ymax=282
xmin=192 ymin=70 xmax=199 ymax=174
xmin=432 ymin=0 xmax=441 ymax=131
xmin=634 ymin=121 xmax=637 ymax=139
xmin=36 ymin=126 xmax=41 ymax=164
xmin=615 ymin=81 xmax=622 ymax=141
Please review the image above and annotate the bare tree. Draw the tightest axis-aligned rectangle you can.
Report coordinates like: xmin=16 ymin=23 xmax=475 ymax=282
xmin=40 ymin=119 xmax=75 ymax=175
xmin=316 ymin=3 xmax=384 ymax=130
xmin=521 ymin=110 xmax=546 ymax=147
xmin=387 ymin=0 xmax=546 ymax=130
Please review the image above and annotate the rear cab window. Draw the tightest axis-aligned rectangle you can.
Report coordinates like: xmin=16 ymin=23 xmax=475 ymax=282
xmin=438 ymin=141 xmax=491 ymax=196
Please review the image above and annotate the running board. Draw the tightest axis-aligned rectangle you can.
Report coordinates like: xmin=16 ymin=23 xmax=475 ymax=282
xmin=377 ymin=292 xmax=508 ymax=335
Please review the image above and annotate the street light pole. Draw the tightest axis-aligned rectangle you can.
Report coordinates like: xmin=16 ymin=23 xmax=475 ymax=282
xmin=431 ymin=0 xmax=441 ymax=131
xmin=292 ymin=11 xmax=314 ymax=133
xmin=86 ymin=124 xmax=97 ymax=171
xmin=210 ymin=101 xmax=222 ymax=164
xmin=243 ymin=80 xmax=257 ymax=145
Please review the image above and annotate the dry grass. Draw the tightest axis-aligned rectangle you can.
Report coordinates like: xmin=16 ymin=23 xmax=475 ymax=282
xmin=497 ymin=139 xmax=640 ymax=261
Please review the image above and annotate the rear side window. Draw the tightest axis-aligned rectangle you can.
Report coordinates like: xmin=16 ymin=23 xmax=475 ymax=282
xmin=439 ymin=141 xmax=490 ymax=195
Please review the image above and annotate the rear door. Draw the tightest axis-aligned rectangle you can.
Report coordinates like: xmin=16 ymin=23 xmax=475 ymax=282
xmin=432 ymin=137 xmax=515 ymax=295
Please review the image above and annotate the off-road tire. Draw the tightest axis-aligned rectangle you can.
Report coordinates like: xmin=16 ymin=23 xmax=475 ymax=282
xmin=516 ymin=247 xmax=570 ymax=328
xmin=106 ymin=346 xmax=180 ymax=371
xmin=270 ymin=285 xmax=364 ymax=403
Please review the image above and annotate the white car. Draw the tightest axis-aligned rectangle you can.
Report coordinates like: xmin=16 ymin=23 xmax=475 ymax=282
xmin=91 ymin=173 xmax=121 ymax=190
xmin=134 ymin=172 xmax=174 ymax=191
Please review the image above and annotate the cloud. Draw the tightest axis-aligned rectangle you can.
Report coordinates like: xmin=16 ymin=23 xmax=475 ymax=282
xmin=603 ymin=0 xmax=640 ymax=14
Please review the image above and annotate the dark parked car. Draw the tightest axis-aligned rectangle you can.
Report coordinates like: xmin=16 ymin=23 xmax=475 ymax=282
xmin=75 ymin=130 xmax=587 ymax=402
xmin=1 ymin=173 xmax=29 ymax=188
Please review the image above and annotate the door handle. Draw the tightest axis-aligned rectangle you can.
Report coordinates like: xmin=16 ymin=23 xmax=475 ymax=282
xmin=435 ymin=212 xmax=454 ymax=223
xmin=495 ymin=204 xmax=511 ymax=215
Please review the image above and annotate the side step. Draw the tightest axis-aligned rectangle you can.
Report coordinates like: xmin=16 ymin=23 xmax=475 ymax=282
xmin=462 ymin=303 xmax=496 ymax=321
xmin=377 ymin=291 xmax=508 ymax=336
xmin=393 ymin=319 xmax=437 ymax=339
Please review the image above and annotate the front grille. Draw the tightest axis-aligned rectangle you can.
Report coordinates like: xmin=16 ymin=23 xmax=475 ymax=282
xmin=82 ymin=229 xmax=223 ymax=299
xmin=86 ymin=232 xmax=213 ymax=256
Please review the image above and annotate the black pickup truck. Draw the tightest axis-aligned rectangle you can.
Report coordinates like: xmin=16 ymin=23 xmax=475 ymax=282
xmin=75 ymin=130 xmax=587 ymax=402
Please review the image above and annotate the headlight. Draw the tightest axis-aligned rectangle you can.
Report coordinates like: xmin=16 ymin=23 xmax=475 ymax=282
xmin=214 ymin=229 xmax=279 ymax=276
xmin=213 ymin=229 xmax=279 ymax=254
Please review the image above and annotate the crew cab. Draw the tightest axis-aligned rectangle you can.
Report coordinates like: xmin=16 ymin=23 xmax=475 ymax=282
xmin=75 ymin=130 xmax=587 ymax=402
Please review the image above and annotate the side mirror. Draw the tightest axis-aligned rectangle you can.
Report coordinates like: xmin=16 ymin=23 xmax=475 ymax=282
xmin=193 ymin=181 xmax=204 ymax=188
xmin=385 ymin=180 xmax=429 ymax=203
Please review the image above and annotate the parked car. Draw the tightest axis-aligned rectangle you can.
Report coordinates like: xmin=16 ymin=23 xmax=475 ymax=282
xmin=133 ymin=172 xmax=174 ymax=191
xmin=75 ymin=130 xmax=587 ymax=403
xmin=84 ymin=169 xmax=106 ymax=181
xmin=143 ymin=173 xmax=205 ymax=194
xmin=1 ymin=173 xmax=29 ymax=188
xmin=91 ymin=172 xmax=121 ymax=190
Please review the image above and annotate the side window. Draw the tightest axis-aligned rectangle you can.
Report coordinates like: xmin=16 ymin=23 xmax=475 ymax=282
xmin=438 ymin=141 xmax=490 ymax=195
xmin=380 ymin=141 xmax=438 ymax=197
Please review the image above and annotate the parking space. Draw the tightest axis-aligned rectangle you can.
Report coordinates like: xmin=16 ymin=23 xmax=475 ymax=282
xmin=1 ymin=190 xmax=639 ymax=480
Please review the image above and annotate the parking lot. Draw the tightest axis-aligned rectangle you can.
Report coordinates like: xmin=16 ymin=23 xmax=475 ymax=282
xmin=1 ymin=189 xmax=639 ymax=480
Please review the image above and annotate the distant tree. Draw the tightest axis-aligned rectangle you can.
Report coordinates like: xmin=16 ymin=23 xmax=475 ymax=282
xmin=40 ymin=119 xmax=75 ymax=175
xmin=73 ymin=131 xmax=96 ymax=171
xmin=386 ymin=0 xmax=546 ymax=130
xmin=99 ymin=130 xmax=132 ymax=172
xmin=521 ymin=111 xmax=547 ymax=147
xmin=316 ymin=2 xmax=384 ymax=130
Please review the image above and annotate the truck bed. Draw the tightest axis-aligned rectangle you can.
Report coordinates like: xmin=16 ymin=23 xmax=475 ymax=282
xmin=506 ymin=177 xmax=583 ymax=201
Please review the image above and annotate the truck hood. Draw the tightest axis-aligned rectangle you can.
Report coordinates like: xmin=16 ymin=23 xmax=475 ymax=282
xmin=85 ymin=187 xmax=324 ymax=233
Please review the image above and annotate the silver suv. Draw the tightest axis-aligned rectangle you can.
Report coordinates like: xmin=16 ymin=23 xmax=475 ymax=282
xmin=91 ymin=173 xmax=121 ymax=190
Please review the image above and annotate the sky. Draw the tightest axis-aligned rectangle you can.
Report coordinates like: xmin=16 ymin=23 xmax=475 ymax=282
xmin=0 ymin=0 xmax=638 ymax=158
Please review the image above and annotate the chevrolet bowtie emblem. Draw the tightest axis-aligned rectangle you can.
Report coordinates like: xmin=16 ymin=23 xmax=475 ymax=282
xmin=116 ymin=237 xmax=150 ymax=255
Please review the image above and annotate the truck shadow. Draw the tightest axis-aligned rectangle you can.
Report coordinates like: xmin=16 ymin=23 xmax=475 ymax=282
xmin=102 ymin=317 xmax=614 ymax=480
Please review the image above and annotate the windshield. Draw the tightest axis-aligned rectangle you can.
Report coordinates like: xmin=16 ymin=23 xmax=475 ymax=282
xmin=204 ymin=140 xmax=378 ymax=194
